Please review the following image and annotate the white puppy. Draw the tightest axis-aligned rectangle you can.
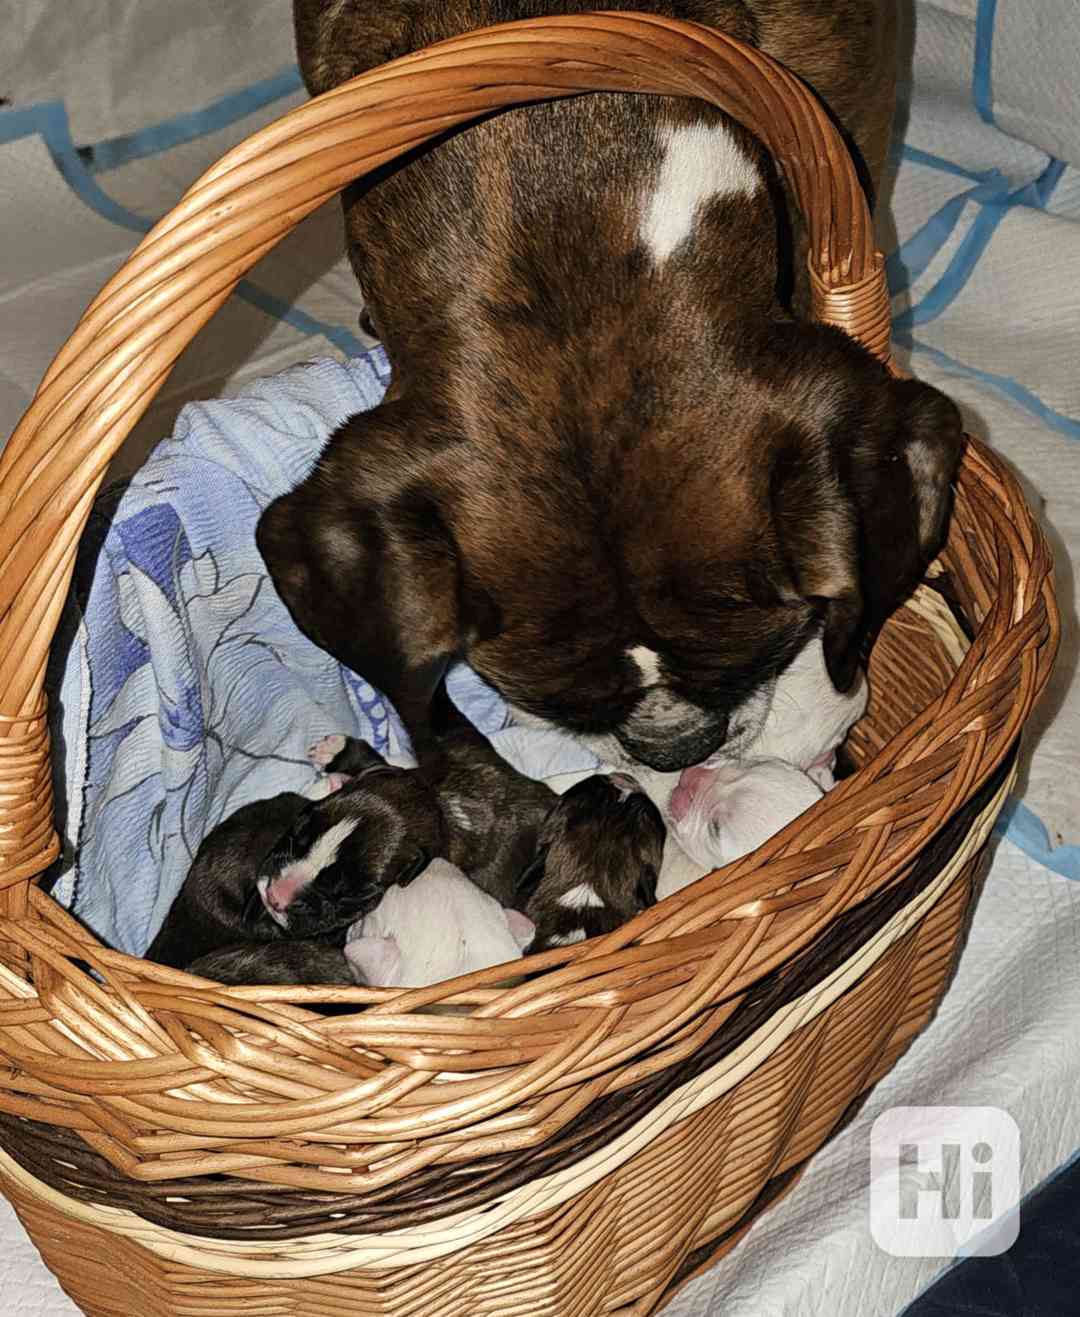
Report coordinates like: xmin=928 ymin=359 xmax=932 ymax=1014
xmin=345 ymin=858 xmax=535 ymax=988
xmin=664 ymin=758 xmax=824 ymax=875
xmin=656 ymin=638 xmax=868 ymax=896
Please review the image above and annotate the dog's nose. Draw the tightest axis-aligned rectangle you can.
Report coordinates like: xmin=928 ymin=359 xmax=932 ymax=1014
xmin=257 ymin=873 xmax=299 ymax=927
xmin=614 ymin=717 xmax=729 ymax=772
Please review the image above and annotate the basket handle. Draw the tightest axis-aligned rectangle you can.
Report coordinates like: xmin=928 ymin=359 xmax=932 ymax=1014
xmin=0 ymin=12 xmax=893 ymax=894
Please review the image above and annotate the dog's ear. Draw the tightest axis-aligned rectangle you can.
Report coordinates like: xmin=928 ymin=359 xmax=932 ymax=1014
xmin=844 ymin=376 xmax=963 ymax=622
xmin=770 ymin=430 xmax=864 ymax=692
xmin=772 ymin=360 xmax=963 ymax=692
xmin=257 ymin=404 xmax=493 ymax=746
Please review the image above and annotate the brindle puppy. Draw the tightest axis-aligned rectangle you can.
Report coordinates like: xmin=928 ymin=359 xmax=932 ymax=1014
xmin=516 ymin=772 xmax=667 ymax=951
xmin=146 ymin=769 xmax=437 ymax=970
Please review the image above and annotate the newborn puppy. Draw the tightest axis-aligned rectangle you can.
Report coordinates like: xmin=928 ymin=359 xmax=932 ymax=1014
xmin=514 ymin=773 xmax=666 ymax=951
xmin=186 ymin=940 xmax=355 ymax=986
xmin=655 ymin=638 xmax=864 ymax=893
xmin=147 ymin=791 xmax=309 ymax=969
xmin=147 ymin=765 xmax=437 ymax=969
xmin=667 ymin=758 xmax=824 ymax=873
xmin=345 ymin=858 xmax=535 ymax=987
xmin=255 ymin=757 xmax=440 ymax=936
xmin=312 ymin=718 xmax=557 ymax=908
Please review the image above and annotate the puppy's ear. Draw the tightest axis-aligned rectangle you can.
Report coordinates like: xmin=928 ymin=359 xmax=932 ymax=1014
xmin=345 ymin=936 xmax=401 ymax=986
xmin=514 ymin=847 xmax=550 ymax=909
xmin=635 ymin=865 xmax=659 ymax=910
xmin=325 ymin=737 xmax=388 ymax=778
xmin=257 ymin=404 xmax=493 ymax=746
xmin=395 ymin=849 xmax=431 ymax=886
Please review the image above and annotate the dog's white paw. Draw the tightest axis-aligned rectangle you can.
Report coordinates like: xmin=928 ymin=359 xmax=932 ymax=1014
xmin=308 ymin=734 xmax=347 ymax=769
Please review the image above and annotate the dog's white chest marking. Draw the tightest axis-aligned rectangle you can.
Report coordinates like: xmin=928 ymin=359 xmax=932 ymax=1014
xmin=558 ymin=883 xmax=605 ymax=911
xmin=628 ymin=645 xmax=663 ymax=688
xmin=641 ymin=123 xmax=760 ymax=263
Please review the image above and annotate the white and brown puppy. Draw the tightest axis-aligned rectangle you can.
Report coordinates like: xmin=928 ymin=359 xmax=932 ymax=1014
xmin=147 ymin=766 xmax=437 ymax=970
xmin=259 ymin=0 xmax=961 ymax=775
xmin=516 ymin=772 xmax=666 ymax=951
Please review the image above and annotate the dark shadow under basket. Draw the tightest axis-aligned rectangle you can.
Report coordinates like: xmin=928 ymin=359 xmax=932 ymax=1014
xmin=0 ymin=14 xmax=1058 ymax=1317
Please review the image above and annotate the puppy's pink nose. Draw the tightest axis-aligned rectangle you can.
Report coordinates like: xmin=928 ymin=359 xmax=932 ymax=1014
xmin=260 ymin=868 xmax=310 ymax=919
xmin=668 ymin=764 xmax=715 ymax=822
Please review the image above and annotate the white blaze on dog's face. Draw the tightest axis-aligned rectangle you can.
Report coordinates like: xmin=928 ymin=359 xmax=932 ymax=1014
xmin=258 ymin=818 xmax=360 ymax=927
xmin=668 ymin=759 xmax=824 ymax=872
xmin=344 ymin=859 xmax=534 ymax=988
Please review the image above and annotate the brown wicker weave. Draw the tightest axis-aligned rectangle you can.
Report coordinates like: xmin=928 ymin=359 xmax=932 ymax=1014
xmin=0 ymin=14 xmax=1058 ymax=1317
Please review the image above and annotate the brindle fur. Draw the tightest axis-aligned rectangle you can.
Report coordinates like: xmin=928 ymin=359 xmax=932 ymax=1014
xmin=259 ymin=1 xmax=960 ymax=770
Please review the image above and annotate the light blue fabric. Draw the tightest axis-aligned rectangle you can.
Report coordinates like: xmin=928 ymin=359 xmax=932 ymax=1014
xmin=51 ymin=350 xmax=598 ymax=956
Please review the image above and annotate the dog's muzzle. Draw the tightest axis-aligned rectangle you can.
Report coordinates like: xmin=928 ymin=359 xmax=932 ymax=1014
xmin=614 ymin=718 xmax=729 ymax=773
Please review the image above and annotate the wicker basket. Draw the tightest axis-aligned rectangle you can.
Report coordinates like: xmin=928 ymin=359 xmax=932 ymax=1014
xmin=0 ymin=14 xmax=1058 ymax=1317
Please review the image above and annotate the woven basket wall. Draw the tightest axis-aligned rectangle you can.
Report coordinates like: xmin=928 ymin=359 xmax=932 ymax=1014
xmin=0 ymin=15 xmax=1058 ymax=1317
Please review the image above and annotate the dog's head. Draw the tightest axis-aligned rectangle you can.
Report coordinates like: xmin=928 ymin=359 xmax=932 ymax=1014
xmin=477 ymin=327 xmax=961 ymax=769
xmin=514 ymin=773 xmax=666 ymax=949
xmin=254 ymin=755 xmax=443 ymax=937
xmin=259 ymin=324 xmax=961 ymax=771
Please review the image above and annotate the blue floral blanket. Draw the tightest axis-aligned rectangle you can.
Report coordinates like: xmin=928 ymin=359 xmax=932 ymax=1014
xmin=51 ymin=351 xmax=599 ymax=956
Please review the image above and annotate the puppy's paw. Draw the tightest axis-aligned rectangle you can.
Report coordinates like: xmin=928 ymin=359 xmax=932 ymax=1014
xmin=308 ymin=734 xmax=347 ymax=769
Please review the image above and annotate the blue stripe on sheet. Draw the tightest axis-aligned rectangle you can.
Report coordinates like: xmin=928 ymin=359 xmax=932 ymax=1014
xmin=895 ymin=156 xmax=1067 ymax=330
xmin=994 ymin=799 xmax=1080 ymax=883
xmin=898 ymin=332 xmax=1080 ymax=442
xmin=78 ymin=67 xmax=303 ymax=173
xmin=0 ymin=101 xmax=150 ymax=230
xmin=0 ymin=99 xmax=366 ymax=358
xmin=899 ymin=144 xmax=991 ymax=184
xmin=893 ymin=193 xmax=1009 ymax=330
xmin=974 ymin=0 xmax=999 ymax=125
xmin=886 ymin=175 xmax=1006 ymax=298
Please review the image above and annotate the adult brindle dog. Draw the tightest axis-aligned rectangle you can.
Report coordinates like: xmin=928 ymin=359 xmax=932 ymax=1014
xmin=259 ymin=1 xmax=962 ymax=772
